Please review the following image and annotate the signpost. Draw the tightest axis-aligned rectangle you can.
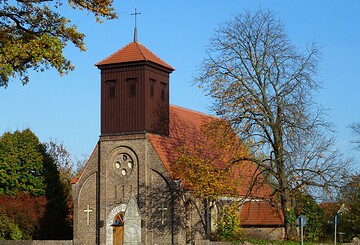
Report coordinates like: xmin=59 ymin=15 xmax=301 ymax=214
xmin=334 ymin=213 xmax=340 ymax=245
xmin=298 ymin=215 xmax=307 ymax=245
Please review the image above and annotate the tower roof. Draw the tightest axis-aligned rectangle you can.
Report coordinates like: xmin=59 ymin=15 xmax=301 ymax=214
xmin=95 ymin=41 xmax=175 ymax=71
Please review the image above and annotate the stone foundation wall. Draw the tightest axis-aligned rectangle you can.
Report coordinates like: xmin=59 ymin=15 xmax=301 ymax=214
xmin=0 ymin=241 xmax=73 ymax=245
xmin=241 ymin=227 xmax=285 ymax=240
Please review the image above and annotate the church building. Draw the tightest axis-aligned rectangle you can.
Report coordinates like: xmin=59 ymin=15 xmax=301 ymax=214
xmin=72 ymin=35 xmax=284 ymax=244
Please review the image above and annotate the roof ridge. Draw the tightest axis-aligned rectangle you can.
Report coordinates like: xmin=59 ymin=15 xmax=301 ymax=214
xmin=170 ymin=104 xmax=218 ymax=119
xmin=136 ymin=42 xmax=175 ymax=70
xmin=134 ymin=41 xmax=147 ymax=61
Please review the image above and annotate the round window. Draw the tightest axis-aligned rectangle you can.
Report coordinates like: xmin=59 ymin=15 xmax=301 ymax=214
xmin=113 ymin=153 xmax=134 ymax=177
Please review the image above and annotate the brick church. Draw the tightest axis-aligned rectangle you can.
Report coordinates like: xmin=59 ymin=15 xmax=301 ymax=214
xmin=71 ymin=36 xmax=284 ymax=244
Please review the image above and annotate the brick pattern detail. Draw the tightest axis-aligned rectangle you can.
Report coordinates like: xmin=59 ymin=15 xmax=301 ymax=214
xmin=72 ymin=134 xmax=191 ymax=245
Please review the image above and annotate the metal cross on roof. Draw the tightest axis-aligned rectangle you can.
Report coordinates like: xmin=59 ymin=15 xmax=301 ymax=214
xmin=131 ymin=8 xmax=141 ymax=42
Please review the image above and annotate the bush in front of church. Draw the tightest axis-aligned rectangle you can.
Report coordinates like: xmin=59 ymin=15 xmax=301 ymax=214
xmin=217 ymin=204 xmax=242 ymax=241
xmin=0 ymin=208 xmax=23 ymax=240
xmin=0 ymin=192 xmax=47 ymax=239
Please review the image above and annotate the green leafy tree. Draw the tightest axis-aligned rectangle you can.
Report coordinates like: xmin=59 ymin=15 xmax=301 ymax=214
xmin=294 ymin=192 xmax=324 ymax=241
xmin=195 ymin=9 xmax=349 ymax=239
xmin=0 ymin=129 xmax=73 ymax=239
xmin=0 ymin=0 xmax=117 ymax=87
xmin=42 ymin=140 xmax=76 ymax=239
xmin=0 ymin=129 xmax=46 ymax=196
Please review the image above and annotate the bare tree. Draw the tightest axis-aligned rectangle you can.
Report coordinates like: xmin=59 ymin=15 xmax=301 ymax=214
xmin=350 ymin=122 xmax=360 ymax=150
xmin=196 ymin=9 xmax=349 ymax=239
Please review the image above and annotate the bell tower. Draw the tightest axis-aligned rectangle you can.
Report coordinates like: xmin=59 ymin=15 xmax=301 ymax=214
xmin=95 ymin=42 xmax=174 ymax=136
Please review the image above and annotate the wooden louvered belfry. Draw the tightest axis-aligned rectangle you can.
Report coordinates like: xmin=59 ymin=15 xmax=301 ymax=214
xmin=96 ymin=41 xmax=175 ymax=136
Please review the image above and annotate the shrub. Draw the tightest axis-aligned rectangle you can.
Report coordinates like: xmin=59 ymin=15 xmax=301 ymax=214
xmin=0 ymin=192 xmax=47 ymax=239
xmin=217 ymin=204 xmax=242 ymax=241
xmin=0 ymin=209 xmax=23 ymax=240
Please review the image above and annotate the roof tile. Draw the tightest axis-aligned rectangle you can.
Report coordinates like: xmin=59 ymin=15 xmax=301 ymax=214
xmin=240 ymin=201 xmax=284 ymax=226
xmin=96 ymin=41 xmax=174 ymax=70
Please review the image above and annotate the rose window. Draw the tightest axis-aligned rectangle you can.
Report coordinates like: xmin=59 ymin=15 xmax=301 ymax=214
xmin=113 ymin=153 xmax=134 ymax=177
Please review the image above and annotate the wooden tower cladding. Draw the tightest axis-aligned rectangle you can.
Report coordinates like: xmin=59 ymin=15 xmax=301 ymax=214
xmin=96 ymin=42 xmax=175 ymax=136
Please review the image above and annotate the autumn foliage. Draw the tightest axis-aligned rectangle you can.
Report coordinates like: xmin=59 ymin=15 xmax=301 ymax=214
xmin=171 ymin=119 xmax=250 ymax=199
xmin=0 ymin=0 xmax=117 ymax=87
xmin=0 ymin=193 xmax=47 ymax=239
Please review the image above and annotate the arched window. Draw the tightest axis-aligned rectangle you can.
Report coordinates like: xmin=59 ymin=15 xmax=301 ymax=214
xmin=112 ymin=212 xmax=125 ymax=226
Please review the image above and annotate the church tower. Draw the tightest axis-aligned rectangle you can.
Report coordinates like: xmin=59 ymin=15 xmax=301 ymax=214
xmin=95 ymin=42 xmax=175 ymax=136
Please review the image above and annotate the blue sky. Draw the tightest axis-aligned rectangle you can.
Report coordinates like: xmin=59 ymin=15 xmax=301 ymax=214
xmin=1 ymin=0 xmax=360 ymax=168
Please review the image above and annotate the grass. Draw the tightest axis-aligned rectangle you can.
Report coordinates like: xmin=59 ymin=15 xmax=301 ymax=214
xmin=231 ymin=239 xmax=318 ymax=245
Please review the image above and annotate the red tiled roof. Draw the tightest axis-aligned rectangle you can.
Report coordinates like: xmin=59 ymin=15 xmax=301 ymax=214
xmin=147 ymin=105 xmax=273 ymax=198
xmin=240 ymin=201 xmax=284 ymax=226
xmin=95 ymin=41 xmax=175 ymax=70
xmin=147 ymin=105 xmax=214 ymax=177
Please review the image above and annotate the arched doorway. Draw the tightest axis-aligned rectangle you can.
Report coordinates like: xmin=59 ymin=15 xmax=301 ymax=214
xmin=106 ymin=204 xmax=127 ymax=245
xmin=112 ymin=212 xmax=125 ymax=245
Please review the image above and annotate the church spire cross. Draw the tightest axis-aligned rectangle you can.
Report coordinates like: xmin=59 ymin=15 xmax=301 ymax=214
xmin=131 ymin=8 xmax=141 ymax=42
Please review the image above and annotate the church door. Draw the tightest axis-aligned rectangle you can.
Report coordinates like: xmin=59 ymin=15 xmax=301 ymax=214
xmin=112 ymin=212 xmax=125 ymax=245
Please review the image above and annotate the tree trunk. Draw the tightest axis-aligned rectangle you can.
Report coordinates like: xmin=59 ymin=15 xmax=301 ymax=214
xmin=204 ymin=198 xmax=211 ymax=239
xmin=281 ymin=189 xmax=292 ymax=240
xmin=279 ymin=163 xmax=297 ymax=239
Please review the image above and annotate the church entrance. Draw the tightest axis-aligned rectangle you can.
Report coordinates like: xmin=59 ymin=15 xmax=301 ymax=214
xmin=112 ymin=212 xmax=125 ymax=245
